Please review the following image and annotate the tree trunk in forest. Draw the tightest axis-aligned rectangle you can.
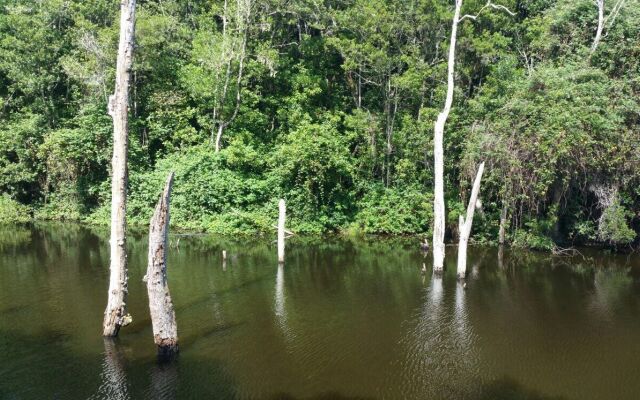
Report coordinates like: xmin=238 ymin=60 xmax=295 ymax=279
xmin=592 ymin=0 xmax=604 ymax=53
xmin=215 ymin=124 xmax=225 ymax=153
xmin=146 ymin=172 xmax=179 ymax=358
xmin=457 ymin=162 xmax=485 ymax=279
xmin=498 ymin=203 xmax=508 ymax=244
xmin=432 ymin=0 xmax=462 ymax=272
xmin=103 ymin=0 xmax=136 ymax=337
xmin=213 ymin=0 xmax=250 ymax=153
xmin=278 ymin=199 xmax=286 ymax=264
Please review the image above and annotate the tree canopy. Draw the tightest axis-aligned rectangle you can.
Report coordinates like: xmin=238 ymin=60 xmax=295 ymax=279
xmin=0 ymin=0 xmax=638 ymax=247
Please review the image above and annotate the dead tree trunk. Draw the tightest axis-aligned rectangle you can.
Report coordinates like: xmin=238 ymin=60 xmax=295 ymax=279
xmin=432 ymin=0 xmax=462 ymax=272
xmin=431 ymin=0 xmax=513 ymax=272
xmin=498 ymin=203 xmax=508 ymax=245
xmin=278 ymin=199 xmax=286 ymax=264
xmin=457 ymin=162 xmax=485 ymax=279
xmin=146 ymin=172 xmax=179 ymax=358
xmin=103 ymin=0 xmax=136 ymax=337
xmin=592 ymin=0 xmax=605 ymax=53
xmin=591 ymin=0 xmax=627 ymax=54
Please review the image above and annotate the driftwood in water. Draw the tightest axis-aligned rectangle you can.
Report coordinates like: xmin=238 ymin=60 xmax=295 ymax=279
xmin=457 ymin=162 xmax=485 ymax=279
xmin=277 ymin=199 xmax=286 ymax=264
xmin=103 ymin=0 xmax=137 ymax=338
xmin=146 ymin=172 xmax=178 ymax=358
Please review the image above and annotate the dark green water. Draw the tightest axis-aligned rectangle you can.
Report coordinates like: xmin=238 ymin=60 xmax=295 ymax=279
xmin=1 ymin=224 xmax=639 ymax=400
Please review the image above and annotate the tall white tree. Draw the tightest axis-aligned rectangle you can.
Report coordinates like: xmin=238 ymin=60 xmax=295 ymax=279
xmin=103 ymin=0 xmax=136 ymax=337
xmin=432 ymin=0 xmax=513 ymax=272
xmin=591 ymin=0 xmax=627 ymax=54
xmin=213 ymin=0 xmax=252 ymax=152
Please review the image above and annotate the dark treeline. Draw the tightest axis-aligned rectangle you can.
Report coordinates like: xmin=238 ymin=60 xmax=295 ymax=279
xmin=0 ymin=0 xmax=638 ymax=249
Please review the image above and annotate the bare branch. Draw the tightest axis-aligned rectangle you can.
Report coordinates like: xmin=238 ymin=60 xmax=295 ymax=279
xmin=459 ymin=1 xmax=515 ymax=22
xmin=606 ymin=0 xmax=627 ymax=30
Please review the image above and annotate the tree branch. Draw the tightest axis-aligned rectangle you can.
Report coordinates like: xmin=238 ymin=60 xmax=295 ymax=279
xmin=459 ymin=1 xmax=516 ymax=22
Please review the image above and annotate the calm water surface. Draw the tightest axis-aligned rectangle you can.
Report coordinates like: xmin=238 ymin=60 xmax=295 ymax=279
xmin=1 ymin=224 xmax=639 ymax=399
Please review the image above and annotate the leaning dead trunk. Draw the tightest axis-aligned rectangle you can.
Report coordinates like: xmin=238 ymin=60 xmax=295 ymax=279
xmin=432 ymin=0 xmax=462 ymax=272
xmin=457 ymin=162 xmax=485 ymax=279
xmin=103 ymin=0 xmax=136 ymax=337
xmin=146 ymin=172 xmax=178 ymax=358
xmin=278 ymin=199 xmax=286 ymax=263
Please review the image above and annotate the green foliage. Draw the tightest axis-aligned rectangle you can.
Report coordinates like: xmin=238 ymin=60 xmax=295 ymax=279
xmin=512 ymin=223 xmax=555 ymax=252
xmin=352 ymin=185 xmax=433 ymax=234
xmin=0 ymin=0 xmax=638 ymax=247
xmin=598 ymin=200 xmax=636 ymax=245
xmin=0 ymin=194 xmax=31 ymax=224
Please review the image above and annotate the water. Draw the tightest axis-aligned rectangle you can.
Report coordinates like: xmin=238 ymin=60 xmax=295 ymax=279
xmin=1 ymin=224 xmax=639 ymax=400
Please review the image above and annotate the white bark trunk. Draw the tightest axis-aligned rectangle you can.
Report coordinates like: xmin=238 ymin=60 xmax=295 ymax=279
xmin=457 ymin=162 xmax=485 ymax=279
xmin=432 ymin=0 xmax=462 ymax=272
xmin=498 ymin=202 xmax=508 ymax=244
xmin=213 ymin=0 xmax=250 ymax=153
xmin=103 ymin=0 xmax=136 ymax=337
xmin=278 ymin=199 xmax=286 ymax=263
xmin=215 ymin=124 xmax=224 ymax=153
xmin=147 ymin=172 xmax=178 ymax=358
xmin=591 ymin=0 xmax=605 ymax=53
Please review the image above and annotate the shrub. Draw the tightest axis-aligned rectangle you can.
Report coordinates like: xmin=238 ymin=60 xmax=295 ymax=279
xmin=0 ymin=194 xmax=31 ymax=224
xmin=598 ymin=200 xmax=636 ymax=245
xmin=351 ymin=185 xmax=433 ymax=234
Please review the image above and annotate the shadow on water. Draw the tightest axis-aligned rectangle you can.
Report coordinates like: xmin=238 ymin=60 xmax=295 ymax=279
xmin=270 ymin=393 xmax=375 ymax=400
xmin=0 ymin=328 xmax=96 ymax=399
xmin=88 ymin=339 xmax=238 ymax=400
xmin=473 ymin=376 xmax=567 ymax=400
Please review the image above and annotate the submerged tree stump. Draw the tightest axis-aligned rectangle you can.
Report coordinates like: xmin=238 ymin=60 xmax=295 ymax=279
xmin=146 ymin=172 xmax=178 ymax=358
xmin=457 ymin=162 xmax=485 ymax=279
xmin=103 ymin=0 xmax=137 ymax=338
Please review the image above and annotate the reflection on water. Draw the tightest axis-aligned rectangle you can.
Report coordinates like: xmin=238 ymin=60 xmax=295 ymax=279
xmin=92 ymin=339 xmax=129 ymax=400
xmin=148 ymin=360 xmax=178 ymax=400
xmin=0 ymin=223 xmax=640 ymax=400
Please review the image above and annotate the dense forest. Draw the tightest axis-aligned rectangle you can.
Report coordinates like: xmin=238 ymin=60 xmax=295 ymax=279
xmin=0 ymin=0 xmax=638 ymax=249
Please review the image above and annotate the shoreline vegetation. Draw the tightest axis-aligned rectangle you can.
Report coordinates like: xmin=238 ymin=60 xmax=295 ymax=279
xmin=1 ymin=0 xmax=638 ymax=252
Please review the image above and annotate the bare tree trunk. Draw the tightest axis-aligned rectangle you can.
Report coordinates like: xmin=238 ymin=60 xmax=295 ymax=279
xmin=103 ymin=0 xmax=136 ymax=337
xmin=214 ymin=124 xmax=225 ymax=153
xmin=592 ymin=0 xmax=605 ymax=53
xmin=432 ymin=0 xmax=462 ymax=272
xmin=278 ymin=199 xmax=286 ymax=264
xmin=146 ymin=172 xmax=178 ymax=358
xmin=498 ymin=202 xmax=508 ymax=245
xmin=457 ymin=162 xmax=485 ymax=279
xmin=214 ymin=0 xmax=251 ymax=153
xmin=431 ymin=0 xmax=513 ymax=272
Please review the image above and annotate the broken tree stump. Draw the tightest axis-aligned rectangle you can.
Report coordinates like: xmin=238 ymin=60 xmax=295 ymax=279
xmin=146 ymin=172 xmax=178 ymax=358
